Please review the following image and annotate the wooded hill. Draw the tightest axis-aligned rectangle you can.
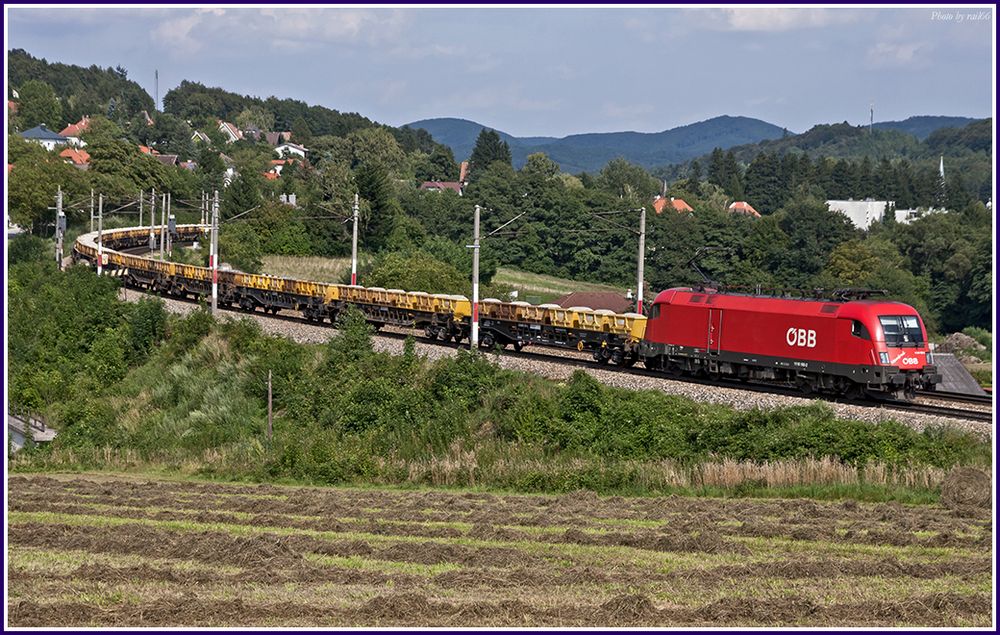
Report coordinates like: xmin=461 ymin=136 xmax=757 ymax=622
xmin=8 ymin=48 xmax=154 ymax=128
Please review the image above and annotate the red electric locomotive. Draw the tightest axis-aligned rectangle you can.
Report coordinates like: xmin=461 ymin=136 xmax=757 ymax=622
xmin=639 ymin=287 xmax=941 ymax=399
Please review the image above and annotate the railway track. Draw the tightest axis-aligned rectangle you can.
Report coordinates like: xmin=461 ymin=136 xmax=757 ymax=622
xmin=915 ymin=389 xmax=993 ymax=406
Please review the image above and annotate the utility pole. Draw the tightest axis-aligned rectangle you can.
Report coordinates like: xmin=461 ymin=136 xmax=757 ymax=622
xmin=97 ymin=194 xmax=104 ymax=276
xmin=166 ymin=193 xmax=173 ymax=255
xmin=89 ymin=188 xmax=95 ymax=233
xmin=267 ymin=370 xmax=273 ymax=442
xmin=351 ymin=192 xmax=360 ymax=285
xmin=138 ymin=190 xmax=144 ymax=227
xmin=211 ymin=190 xmax=219 ymax=314
xmin=471 ymin=204 xmax=481 ymax=350
xmin=636 ymin=206 xmax=646 ymax=314
xmin=148 ymin=189 xmax=156 ymax=252
xmin=160 ymin=193 xmax=167 ymax=260
xmin=54 ymin=187 xmax=64 ymax=270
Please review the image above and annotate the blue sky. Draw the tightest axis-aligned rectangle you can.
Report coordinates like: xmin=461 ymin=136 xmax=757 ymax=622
xmin=6 ymin=5 xmax=994 ymax=137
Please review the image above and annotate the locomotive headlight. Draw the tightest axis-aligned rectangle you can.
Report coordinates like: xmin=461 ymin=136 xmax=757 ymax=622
xmin=879 ymin=352 xmax=890 ymax=364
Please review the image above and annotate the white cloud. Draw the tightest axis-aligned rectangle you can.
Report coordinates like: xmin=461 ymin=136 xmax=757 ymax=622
xmin=867 ymin=41 xmax=928 ymax=68
xmin=706 ymin=8 xmax=860 ymax=32
xmin=149 ymin=8 xmax=411 ymax=57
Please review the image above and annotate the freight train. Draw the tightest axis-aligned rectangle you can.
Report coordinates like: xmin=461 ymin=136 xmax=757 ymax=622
xmin=74 ymin=225 xmax=940 ymax=400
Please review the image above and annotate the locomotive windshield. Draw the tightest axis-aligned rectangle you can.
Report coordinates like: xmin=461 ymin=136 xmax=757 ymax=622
xmin=878 ymin=315 xmax=924 ymax=347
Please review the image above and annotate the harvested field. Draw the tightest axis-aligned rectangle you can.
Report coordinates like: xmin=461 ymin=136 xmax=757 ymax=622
xmin=6 ymin=474 xmax=994 ymax=627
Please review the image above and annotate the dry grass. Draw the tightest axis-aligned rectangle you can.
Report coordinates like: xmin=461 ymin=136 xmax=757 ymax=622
xmin=6 ymin=474 xmax=993 ymax=627
xmin=492 ymin=267 xmax=625 ymax=302
xmin=261 ymin=255 xmax=351 ymax=283
xmin=379 ymin=452 xmax=952 ymax=492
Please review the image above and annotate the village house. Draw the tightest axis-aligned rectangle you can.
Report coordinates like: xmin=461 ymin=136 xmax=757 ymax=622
xmin=274 ymin=141 xmax=307 ymax=159
xmin=59 ymin=147 xmax=90 ymax=169
xmin=59 ymin=116 xmax=90 ymax=147
xmin=728 ymin=201 xmax=761 ymax=218
xmin=652 ymin=195 xmax=693 ymax=214
xmin=218 ymin=120 xmax=242 ymax=144
xmin=20 ymin=124 xmax=69 ymax=151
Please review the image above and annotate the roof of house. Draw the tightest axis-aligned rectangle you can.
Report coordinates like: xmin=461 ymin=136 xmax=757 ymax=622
xmin=7 ymin=100 xmax=17 ymax=114
xmin=20 ymin=125 xmax=69 ymax=142
xmin=155 ymin=154 xmax=179 ymax=166
xmin=219 ymin=121 xmax=242 ymax=140
xmin=276 ymin=141 xmax=307 ymax=152
xmin=265 ymin=131 xmax=291 ymax=146
xmin=138 ymin=145 xmax=160 ymax=155
xmin=554 ymin=291 xmax=631 ymax=314
xmin=728 ymin=201 xmax=761 ymax=217
xmin=191 ymin=131 xmax=211 ymax=143
xmin=419 ymin=181 xmax=462 ymax=193
xmin=653 ymin=196 xmax=694 ymax=214
xmin=179 ymin=160 xmax=197 ymax=170
xmin=263 ymin=171 xmax=279 ymax=180
xmin=59 ymin=147 xmax=91 ymax=165
xmin=59 ymin=116 xmax=91 ymax=138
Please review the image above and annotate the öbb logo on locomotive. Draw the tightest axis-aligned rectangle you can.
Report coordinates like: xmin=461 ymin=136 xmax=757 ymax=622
xmin=785 ymin=328 xmax=817 ymax=348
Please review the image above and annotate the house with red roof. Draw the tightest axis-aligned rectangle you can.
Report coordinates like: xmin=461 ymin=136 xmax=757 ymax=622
xmin=59 ymin=147 xmax=91 ymax=169
xmin=652 ymin=195 xmax=694 ymax=214
xmin=269 ymin=158 xmax=299 ymax=176
xmin=419 ymin=181 xmax=463 ymax=195
xmin=728 ymin=201 xmax=761 ymax=218
xmin=59 ymin=116 xmax=91 ymax=147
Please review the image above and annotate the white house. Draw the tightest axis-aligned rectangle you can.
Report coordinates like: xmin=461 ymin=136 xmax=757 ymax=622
xmin=218 ymin=121 xmax=242 ymax=144
xmin=274 ymin=142 xmax=307 ymax=159
xmin=59 ymin=116 xmax=90 ymax=147
xmin=826 ymin=199 xmax=893 ymax=230
xmin=20 ymin=125 xmax=70 ymax=151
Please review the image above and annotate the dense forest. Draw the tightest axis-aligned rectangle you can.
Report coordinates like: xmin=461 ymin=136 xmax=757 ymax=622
xmin=7 ymin=51 xmax=994 ymax=335
xmin=656 ymin=120 xmax=993 ymax=207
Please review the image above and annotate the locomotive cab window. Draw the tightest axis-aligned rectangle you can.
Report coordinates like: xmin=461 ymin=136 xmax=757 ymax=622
xmin=648 ymin=303 xmax=661 ymax=319
xmin=851 ymin=320 xmax=871 ymax=340
xmin=878 ymin=315 xmax=924 ymax=347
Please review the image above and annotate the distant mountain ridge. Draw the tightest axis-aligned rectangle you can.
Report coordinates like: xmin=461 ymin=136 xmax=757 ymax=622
xmin=405 ymin=116 xmax=788 ymax=173
xmin=872 ymin=116 xmax=979 ymax=140
xmin=406 ymin=115 xmax=983 ymax=173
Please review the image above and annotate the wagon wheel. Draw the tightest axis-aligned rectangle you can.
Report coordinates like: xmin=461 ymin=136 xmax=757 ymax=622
xmin=513 ymin=342 xmax=523 ymax=352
